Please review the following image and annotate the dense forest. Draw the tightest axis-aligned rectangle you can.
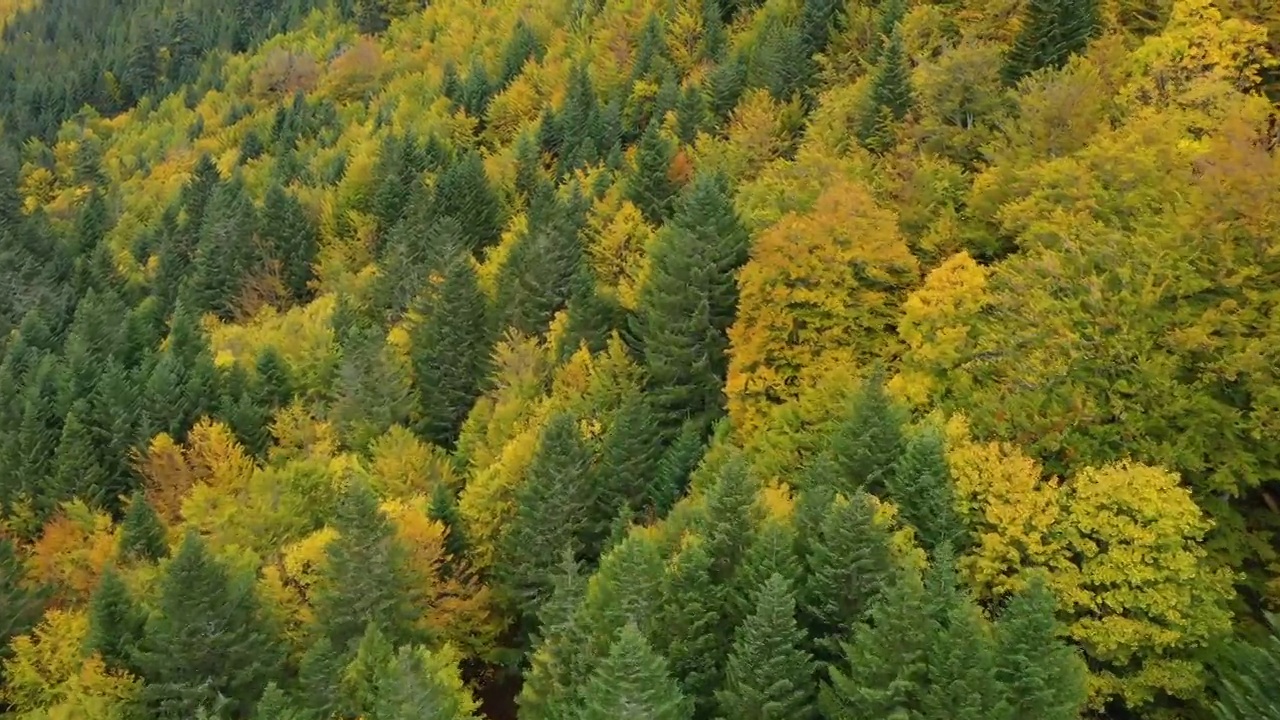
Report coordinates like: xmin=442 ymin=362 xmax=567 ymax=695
xmin=0 ymin=0 xmax=1279 ymax=716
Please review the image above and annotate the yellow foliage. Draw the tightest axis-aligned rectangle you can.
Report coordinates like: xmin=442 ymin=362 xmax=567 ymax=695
xmin=727 ymin=180 xmax=920 ymax=437
xmin=1 ymin=610 xmax=139 ymax=719
xmin=207 ymin=295 xmax=338 ymax=397
xmin=458 ymin=422 xmax=544 ymax=571
xmin=369 ymin=426 xmax=459 ymax=498
xmin=583 ymin=197 xmax=655 ymax=310
xmin=134 ymin=433 xmax=196 ymax=525
xmin=183 ymin=418 xmax=256 ymax=493
xmin=27 ymin=503 xmax=119 ymax=604
xmin=269 ymin=401 xmax=339 ymax=464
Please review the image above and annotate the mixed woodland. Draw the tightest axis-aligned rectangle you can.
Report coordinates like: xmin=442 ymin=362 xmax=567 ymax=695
xmin=0 ymin=0 xmax=1279 ymax=717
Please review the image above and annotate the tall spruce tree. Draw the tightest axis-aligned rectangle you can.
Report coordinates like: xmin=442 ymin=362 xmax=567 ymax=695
xmin=433 ymin=150 xmax=503 ymax=251
xmin=0 ymin=539 xmax=47 ymax=677
xmin=581 ymin=622 xmax=692 ymax=720
xmin=372 ymin=645 xmax=482 ymax=720
xmin=86 ymin=566 xmax=146 ymax=674
xmin=518 ymin=549 xmax=592 ymax=720
xmin=718 ymin=573 xmax=816 ymax=720
xmin=825 ymin=374 xmax=907 ymax=496
xmin=259 ymin=180 xmax=318 ymax=304
xmin=314 ymin=482 xmax=420 ymax=653
xmin=409 ymin=248 xmax=491 ymax=450
xmin=995 ymin=575 xmax=1088 ymax=720
xmin=120 ymin=490 xmax=169 ymax=561
xmin=732 ymin=517 xmax=801 ymax=623
xmin=50 ymin=399 xmax=107 ymax=507
xmin=887 ymin=423 xmax=966 ymax=555
xmin=135 ymin=532 xmax=284 ymax=719
xmin=627 ymin=122 xmax=678 ymax=225
xmin=858 ymin=26 xmax=914 ymax=153
xmin=656 ymin=536 xmax=728 ymax=720
xmin=1003 ymin=0 xmax=1098 ymax=85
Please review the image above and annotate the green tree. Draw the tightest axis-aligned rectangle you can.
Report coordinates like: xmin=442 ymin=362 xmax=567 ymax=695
xmin=825 ymin=374 xmax=907 ymax=496
xmin=650 ymin=420 xmax=706 ymax=514
xmin=707 ymin=55 xmax=747 ymax=121
xmin=85 ymin=566 xmax=146 ymax=674
xmin=50 ymin=399 xmax=107 ymax=507
xmin=253 ymin=682 xmax=306 ymax=720
xmin=590 ymin=392 xmax=665 ymax=549
xmin=858 ymin=27 xmax=914 ymax=153
xmin=581 ymin=622 xmax=692 ymax=720
xmin=626 ymin=122 xmax=678 ymax=225
xmin=518 ymin=550 xmax=591 ymax=720
xmin=500 ymin=19 xmax=542 ymax=87
xmin=0 ymin=539 xmax=47 ymax=680
xmin=120 ymin=490 xmax=169 ymax=562
xmin=994 ymin=575 xmax=1088 ymax=720
xmin=733 ymin=517 xmax=800 ymax=622
xmin=718 ymin=574 xmax=816 ymax=720
xmin=1003 ymin=0 xmax=1099 ymax=85
xmin=433 ymin=150 xmax=503 ymax=251
xmin=135 ymin=532 xmax=284 ymax=719
xmin=371 ymin=645 xmax=482 ymax=719
xmin=183 ymin=173 xmax=261 ymax=319
xmin=656 ymin=536 xmax=727 ymax=720
xmin=700 ymin=455 xmax=760 ymax=585
xmin=260 ymin=181 xmax=318 ymax=304
xmin=314 ymin=482 xmax=420 ymax=653
xmin=409 ymin=249 xmax=491 ymax=450
xmin=333 ymin=323 xmax=414 ymax=451
xmin=888 ymin=423 xmax=966 ymax=555
xmin=799 ymin=0 xmax=841 ymax=57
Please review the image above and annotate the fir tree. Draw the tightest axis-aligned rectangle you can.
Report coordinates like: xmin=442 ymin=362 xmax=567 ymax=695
xmin=590 ymin=392 xmax=665 ymax=548
xmin=801 ymin=489 xmax=894 ymax=664
xmin=0 ymin=539 xmax=47 ymax=671
xmin=341 ymin=623 xmax=397 ymax=717
xmin=825 ymin=374 xmax=907 ymax=496
xmin=560 ymin=269 xmax=627 ymax=362
xmin=298 ymin=636 xmax=345 ymax=720
xmin=333 ymin=322 xmax=414 ymax=451
xmin=460 ymin=58 xmax=493 ymax=120
xmin=701 ymin=455 xmax=759 ymax=585
xmin=707 ymin=55 xmax=748 ymax=121
xmin=1003 ymin=0 xmax=1098 ymax=85
xmin=50 ymin=399 xmax=107 ymax=507
xmin=86 ymin=566 xmax=146 ymax=673
xmin=183 ymin=173 xmax=261 ymax=319
xmin=858 ymin=27 xmax=914 ymax=154
xmin=135 ymin=532 xmax=284 ymax=719
xmin=496 ymin=412 xmax=596 ymax=624
xmin=496 ymin=186 xmax=585 ymax=337
xmin=626 ymin=122 xmax=678 ymax=225
xmin=799 ymin=0 xmax=842 ymax=58
xmin=260 ymin=181 xmax=318 ymax=304
xmin=654 ymin=537 xmax=730 ymax=719
xmin=732 ymin=518 xmax=800 ymax=623
xmin=314 ymin=482 xmax=420 ymax=653
xmin=500 ymin=20 xmax=542 ymax=87
xmin=372 ymin=645 xmax=482 ymax=720
xmin=253 ymin=682 xmax=306 ymax=720
xmin=433 ymin=150 xmax=503 ymax=251
xmin=995 ymin=575 xmax=1088 ymax=720
xmin=517 ymin=550 xmax=591 ymax=720
xmin=120 ymin=490 xmax=169 ymax=561
xmin=888 ymin=423 xmax=966 ymax=555
xmin=409 ymin=249 xmax=491 ymax=450
xmin=252 ymin=346 xmax=294 ymax=410
xmin=581 ymin=622 xmax=692 ymax=720
xmin=718 ymin=574 xmax=816 ymax=720
xmin=650 ymin=420 xmax=706 ymax=514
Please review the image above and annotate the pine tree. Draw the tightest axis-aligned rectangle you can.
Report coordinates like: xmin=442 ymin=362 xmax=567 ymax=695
xmin=732 ymin=518 xmax=800 ymax=622
xmin=433 ymin=150 xmax=503 ymax=251
xmin=136 ymin=532 xmax=284 ymax=719
xmin=858 ymin=27 xmax=914 ymax=154
xmin=253 ymin=682 xmax=306 ymax=720
xmin=633 ymin=173 xmax=749 ymax=430
xmin=650 ymin=420 xmax=705 ymax=514
xmin=86 ymin=566 xmax=146 ymax=673
xmin=995 ymin=575 xmax=1088 ymax=720
xmin=825 ymin=374 xmax=907 ymax=496
xmin=801 ymin=490 xmax=894 ymax=664
xmin=372 ymin=645 xmax=482 ymax=720
xmin=707 ymin=55 xmax=747 ymax=121
xmin=500 ymin=20 xmax=542 ymax=87
xmin=120 ymin=490 xmax=169 ymax=561
xmin=888 ymin=423 xmax=966 ymax=555
xmin=370 ymin=135 xmax=419 ymax=233
xmin=581 ymin=622 xmax=692 ymax=720
xmin=252 ymin=346 xmax=294 ymax=410
xmin=751 ymin=15 xmax=809 ymax=101
xmin=183 ymin=173 xmax=261 ymax=319
xmin=555 ymin=64 xmax=602 ymax=172
xmin=496 ymin=412 xmax=596 ymax=623
xmin=518 ymin=549 xmax=591 ymax=720
xmin=0 ymin=539 xmax=47 ymax=671
xmin=496 ymin=186 xmax=585 ymax=337
xmin=314 ymin=482 xmax=420 ymax=653
xmin=701 ymin=456 xmax=759 ymax=585
xmin=718 ymin=574 xmax=816 ymax=720
xmin=460 ymin=58 xmax=493 ymax=120
xmin=260 ymin=181 xmax=317 ymax=304
xmin=428 ymin=482 xmax=468 ymax=564
xmin=50 ymin=399 xmax=107 ymax=507
xmin=590 ymin=392 xmax=665 ymax=548
xmin=1003 ymin=0 xmax=1098 ymax=85
xmin=799 ymin=0 xmax=842 ymax=58
xmin=655 ymin=536 xmax=727 ymax=720
xmin=676 ymin=85 xmax=707 ymax=145
xmin=626 ymin=122 xmax=678 ymax=225
xmin=333 ymin=323 xmax=414 ymax=451
xmin=560 ymin=269 xmax=626 ymax=361
xmin=409 ymin=249 xmax=491 ymax=450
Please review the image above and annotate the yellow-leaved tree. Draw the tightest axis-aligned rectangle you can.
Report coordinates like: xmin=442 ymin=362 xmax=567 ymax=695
xmin=727 ymin=180 xmax=919 ymax=438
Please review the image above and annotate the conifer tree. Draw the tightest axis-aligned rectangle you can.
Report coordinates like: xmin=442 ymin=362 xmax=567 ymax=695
xmin=858 ymin=27 xmax=914 ymax=154
xmin=460 ymin=58 xmax=493 ymax=120
xmin=253 ymin=682 xmax=305 ymax=720
xmin=888 ymin=423 xmax=966 ymax=555
xmin=334 ymin=323 xmax=414 ymax=451
xmin=497 ymin=186 xmax=586 ymax=337
xmin=825 ymin=374 xmax=907 ymax=496
xmin=500 ymin=20 xmax=542 ymax=87
xmin=799 ymin=0 xmax=841 ymax=58
xmin=135 ymin=532 xmax=284 ymax=719
xmin=995 ymin=575 xmax=1088 ymax=720
xmin=314 ymin=482 xmax=420 ymax=653
xmin=372 ymin=645 xmax=482 ymax=720
xmin=51 ymin=399 xmax=106 ymax=507
xmin=298 ymin=636 xmax=345 ymax=720
xmin=581 ymin=622 xmax=692 ymax=720
xmin=707 ymin=55 xmax=747 ymax=121
xmin=627 ymin=122 xmax=678 ymax=225
xmin=517 ymin=550 xmax=591 ymax=720
xmin=591 ymin=392 xmax=664 ymax=547
xmin=553 ymin=64 xmax=602 ymax=173
xmin=701 ymin=456 xmax=759 ymax=585
xmin=409 ymin=249 xmax=491 ymax=450
xmin=183 ymin=173 xmax=261 ymax=319
xmin=433 ymin=150 xmax=503 ymax=251
xmin=341 ymin=623 xmax=397 ymax=717
xmin=718 ymin=574 xmax=816 ymax=720
xmin=497 ymin=412 xmax=596 ymax=623
xmin=260 ymin=181 xmax=317 ymax=304
xmin=1003 ymin=0 xmax=1098 ymax=85
xmin=801 ymin=490 xmax=894 ymax=663
xmin=733 ymin=518 xmax=800 ymax=622
xmin=370 ymin=135 xmax=419 ymax=233
xmin=86 ymin=566 xmax=146 ymax=674
xmin=120 ymin=490 xmax=169 ymax=562
xmin=560 ymin=269 xmax=626 ymax=361
xmin=252 ymin=346 xmax=294 ymax=410
xmin=428 ymin=482 xmax=468 ymax=564
xmin=0 ymin=538 xmax=47 ymax=673
xmin=653 ymin=537 xmax=726 ymax=720
xmin=650 ymin=420 xmax=706 ymax=513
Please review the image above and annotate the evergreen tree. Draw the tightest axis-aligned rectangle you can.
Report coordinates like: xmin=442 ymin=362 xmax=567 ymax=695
xmin=298 ymin=636 xmax=345 ymax=720
xmin=0 ymin=539 xmax=47 ymax=675
xmin=252 ymin=346 xmax=294 ymax=410
xmin=701 ymin=456 xmax=759 ymax=585
xmin=333 ymin=322 xmax=414 ymax=451
xmin=825 ymin=374 xmax=907 ymax=496
xmin=858 ymin=27 xmax=914 ymax=154
xmin=554 ymin=64 xmax=602 ymax=172
xmin=650 ymin=420 xmax=706 ymax=513
xmin=732 ymin=518 xmax=800 ymax=622
xmin=370 ymin=135 xmax=419 ymax=233
xmin=718 ymin=574 xmax=816 ymax=720
xmin=86 ymin=566 xmax=146 ymax=673
xmin=428 ymin=482 xmax=468 ymax=564
xmin=518 ymin=549 xmax=591 ymax=720
xmin=656 ymin=537 xmax=727 ymax=720
xmin=500 ymin=20 xmax=542 ymax=87
xmin=496 ymin=412 xmax=596 ymax=624
xmin=626 ymin=122 xmax=678 ymax=225
xmin=751 ymin=16 xmax=809 ymax=101
xmin=633 ymin=173 xmax=749 ymax=430
xmin=260 ymin=181 xmax=318 ymax=304
xmin=560 ymin=269 xmax=627 ymax=361
xmin=460 ymin=58 xmax=493 ymax=120
xmin=1003 ymin=0 xmax=1098 ymax=85
xmin=253 ymin=682 xmax=306 ymax=720
xmin=995 ymin=575 xmax=1088 ymax=720
xmin=888 ymin=423 xmax=966 ymax=555
xmin=707 ymin=55 xmax=747 ymax=121
xmin=183 ymin=173 xmax=261 ymax=319
xmin=676 ymin=85 xmax=707 ymax=145
xmin=135 ymin=532 xmax=284 ymax=719
xmin=50 ymin=399 xmax=107 ymax=507
xmin=590 ymin=392 xmax=664 ymax=548
xmin=433 ymin=150 xmax=503 ymax=251
xmin=341 ymin=623 xmax=397 ymax=717
xmin=580 ymin=622 xmax=692 ymax=720
xmin=409 ymin=249 xmax=491 ymax=450
xmin=314 ymin=482 xmax=420 ymax=653
xmin=120 ymin=490 xmax=169 ymax=561
xmin=496 ymin=186 xmax=585 ymax=337
xmin=799 ymin=0 xmax=842 ymax=58
xmin=372 ymin=645 xmax=482 ymax=720
xmin=801 ymin=489 xmax=894 ymax=664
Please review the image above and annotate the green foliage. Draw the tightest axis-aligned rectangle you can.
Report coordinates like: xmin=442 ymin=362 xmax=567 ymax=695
xmin=580 ymin=622 xmax=691 ymax=720
xmin=627 ymin=123 xmax=678 ymax=225
xmin=994 ymin=575 xmax=1089 ymax=720
xmin=1003 ymin=0 xmax=1100 ymax=84
xmin=85 ymin=566 xmax=146 ymax=673
xmin=718 ymin=573 xmax=816 ymax=720
xmin=859 ymin=27 xmax=915 ymax=153
xmin=888 ymin=423 xmax=966 ymax=555
xmin=120 ymin=491 xmax=169 ymax=562
xmin=826 ymin=375 xmax=907 ymax=496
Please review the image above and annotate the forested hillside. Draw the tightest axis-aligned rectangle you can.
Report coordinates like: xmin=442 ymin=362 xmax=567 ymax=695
xmin=0 ymin=0 xmax=1278 ymax=717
